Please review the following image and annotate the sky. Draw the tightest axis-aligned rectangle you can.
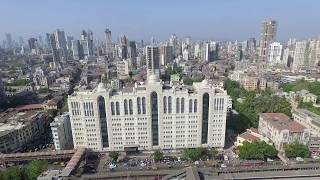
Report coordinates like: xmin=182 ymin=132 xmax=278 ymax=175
xmin=1 ymin=0 xmax=320 ymax=42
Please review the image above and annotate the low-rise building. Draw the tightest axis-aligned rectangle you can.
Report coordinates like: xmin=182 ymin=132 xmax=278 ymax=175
xmin=292 ymin=109 xmax=320 ymax=151
xmin=50 ymin=113 xmax=73 ymax=150
xmin=0 ymin=110 xmax=50 ymax=153
xmin=258 ymin=113 xmax=310 ymax=151
xmin=235 ymin=128 xmax=265 ymax=146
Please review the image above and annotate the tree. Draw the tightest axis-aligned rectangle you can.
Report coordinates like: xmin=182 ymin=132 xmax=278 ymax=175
xmin=238 ymin=141 xmax=277 ymax=160
xmin=0 ymin=166 xmax=25 ymax=180
xmin=152 ymin=150 xmax=164 ymax=162
xmin=182 ymin=148 xmax=206 ymax=161
xmin=47 ymin=109 xmax=58 ymax=118
xmin=109 ymin=151 xmax=119 ymax=164
xmin=208 ymin=148 xmax=218 ymax=159
xmin=284 ymin=142 xmax=310 ymax=158
xmin=25 ymin=160 xmax=48 ymax=180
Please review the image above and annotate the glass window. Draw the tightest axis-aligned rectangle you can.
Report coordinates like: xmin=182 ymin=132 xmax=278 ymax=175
xmin=116 ymin=102 xmax=120 ymax=115
xmin=129 ymin=99 xmax=133 ymax=114
xmin=137 ymin=97 xmax=141 ymax=114
xmin=181 ymin=98 xmax=185 ymax=113
xmin=168 ymin=96 xmax=172 ymax=113
xmin=189 ymin=99 xmax=193 ymax=113
xmin=176 ymin=98 xmax=180 ymax=113
xmin=194 ymin=99 xmax=197 ymax=113
xmin=142 ymin=97 xmax=146 ymax=114
xmin=163 ymin=96 xmax=167 ymax=113
xmin=111 ymin=102 xmax=115 ymax=115
xmin=124 ymin=99 xmax=128 ymax=115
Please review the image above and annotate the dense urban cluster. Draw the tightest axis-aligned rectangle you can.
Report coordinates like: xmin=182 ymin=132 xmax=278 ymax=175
xmin=0 ymin=17 xmax=320 ymax=179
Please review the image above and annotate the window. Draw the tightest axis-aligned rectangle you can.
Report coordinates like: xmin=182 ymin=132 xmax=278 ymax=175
xmin=116 ymin=102 xmax=120 ymax=115
xmin=142 ymin=97 xmax=146 ymax=114
xmin=176 ymin=98 xmax=180 ymax=113
xmin=98 ymin=96 xmax=109 ymax=148
xmin=163 ymin=96 xmax=167 ymax=113
xmin=168 ymin=96 xmax=172 ymax=113
xmin=201 ymin=93 xmax=209 ymax=144
xmin=124 ymin=99 xmax=128 ymax=115
xmin=111 ymin=102 xmax=115 ymax=115
xmin=194 ymin=99 xmax=197 ymax=113
xmin=189 ymin=99 xmax=193 ymax=113
xmin=137 ymin=97 xmax=141 ymax=114
xmin=129 ymin=99 xmax=133 ymax=114
xmin=151 ymin=92 xmax=159 ymax=146
xmin=181 ymin=98 xmax=185 ymax=113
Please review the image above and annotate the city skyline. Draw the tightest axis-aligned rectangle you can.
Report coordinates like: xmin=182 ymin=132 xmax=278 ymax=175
xmin=1 ymin=0 xmax=320 ymax=42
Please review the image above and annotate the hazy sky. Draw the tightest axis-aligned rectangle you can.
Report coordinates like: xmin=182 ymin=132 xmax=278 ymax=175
xmin=1 ymin=0 xmax=319 ymax=42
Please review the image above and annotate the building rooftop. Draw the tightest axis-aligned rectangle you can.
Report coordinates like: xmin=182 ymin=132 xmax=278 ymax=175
xmin=294 ymin=108 xmax=320 ymax=127
xmin=260 ymin=113 xmax=306 ymax=133
xmin=0 ymin=110 xmax=42 ymax=136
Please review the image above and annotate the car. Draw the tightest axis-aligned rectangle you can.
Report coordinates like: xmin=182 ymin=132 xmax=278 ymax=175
xmin=220 ymin=164 xmax=227 ymax=168
xmin=109 ymin=164 xmax=117 ymax=169
xmin=267 ymin=158 xmax=274 ymax=162
xmin=140 ymin=162 xmax=146 ymax=167
xmin=296 ymin=157 xmax=304 ymax=162
xmin=194 ymin=161 xmax=199 ymax=165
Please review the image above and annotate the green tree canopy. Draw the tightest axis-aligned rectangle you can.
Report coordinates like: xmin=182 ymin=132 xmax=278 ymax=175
xmin=238 ymin=141 xmax=277 ymax=160
xmin=284 ymin=142 xmax=310 ymax=158
xmin=152 ymin=150 xmax=164 ymax=162
xmin=109 ymin=151 xmax=119 ymax=164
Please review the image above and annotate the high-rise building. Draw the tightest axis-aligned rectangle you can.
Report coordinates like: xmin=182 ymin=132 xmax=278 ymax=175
xmin=71 ymin=40 xmax=84 ymax=60
xmin=105 ymin=28 xmax=113 ymax=58
xmin=146 ymin=45 xmax=160 ymax=78
xmin=48 ymin=33 xmax=60 ymax=62
xmin=259 ymin=18 xmax=277 ymax=62
xmin=28 ymin=38 xmax=37 ymax=51
xmin=268 ymin=42 xmax=283 ymax=66
xmin=50 ymin=113 xmax=73 ymax=150
xmin=5 ymin=33 xmax=13 ymax=49
xmin=160 ymin=44 xmax=173 ymax=65
xmin=292 ymin=40 xmax=309 ymax=71
xmin=68 ymin=77 xmax=230 ymax=151
xmin=128 ymin=41 xmax=137 ymax=58
xmin=55 ymin=29 xmax=68 ymax=60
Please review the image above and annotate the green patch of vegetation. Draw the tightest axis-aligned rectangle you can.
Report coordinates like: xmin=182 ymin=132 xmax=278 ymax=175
xmin=152 ymin=150 xmax=164 ymax=162
xmin=284 ymin=142 xmax=310 ymax=158
xmin=182 ymin=147 xmax=218 ymax=161
xmin=183 ymin=76 xmax=205 ymax=86
xmin=238 ymin=141 xmax=277 ymax=160
xmin=0 ymin=160 xmax=48 ymax=180
xmin=224 ymin=79 xmax=292 ymax=133
xmin=298 ymin=102 xmax=320 ymax=116
xmin=38 ymin=87 xmax=49 ymax=94
xmin=281 ymin=79 xmax=320 ymax=102
xmin=5 ymin=79 xmax=31 ymax=86
xmin=109 ymin=151 xmax=119 ymax=164
xmin=161 ymin=67 xmax=183 ymax=82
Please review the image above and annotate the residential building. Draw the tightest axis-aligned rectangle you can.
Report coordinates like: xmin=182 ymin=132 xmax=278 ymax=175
xmin=146 ymin=46 xmax=160 ymax=78
xmin=293 ymin=109 xmax=320 ymax=151
xmin=235 ymin=128 xmax=267 ymax=146
xmin=105 ymin=28 xmax=113 ymax=58
xmin=259 ymin=18 xmax=277 ymax=62
xmin=50 ymin=113 xmax=73 ymax=150
xmin=68 ymin=76 xmax=230 ymax=151
xmin=116 ymin=59 xmax=130 ymax=79
xmin=0 ymin=110 xmax=50 ymax=153
xmin=268 ymin=42 xmax=283 ymax=66
xmin=258 ymin=113 xmax=310 ymax=150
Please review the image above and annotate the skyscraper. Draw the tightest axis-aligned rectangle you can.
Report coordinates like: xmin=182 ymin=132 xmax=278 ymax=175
xmin=28 ymin=38 xmax=37 ymax=51
xmin=268 ymin=42 xmax=283 ymax=66
xmin=105 ymin=28 xmax=113 ymax=58
xmin=146 ymin=45 xmax=160 ymax=78
xmin=48 ymin=33 xmax=60 ymax=62
xmin=55 ymin=29 xmax=68 ymax=60
xmin=5 ymin=33 xmax=13 ymax=49
xmin=259 ymin=18 xmax=277 ymax=62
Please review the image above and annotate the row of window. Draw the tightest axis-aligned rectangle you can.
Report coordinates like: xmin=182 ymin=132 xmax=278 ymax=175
xmin=163 ymin=97 xmax=198 ymax=114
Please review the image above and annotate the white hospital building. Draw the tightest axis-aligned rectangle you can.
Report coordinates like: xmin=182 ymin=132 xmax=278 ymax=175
xmin=68 ymin=75 xmax=230 ymax=151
